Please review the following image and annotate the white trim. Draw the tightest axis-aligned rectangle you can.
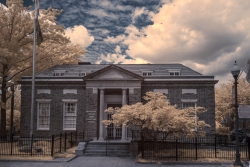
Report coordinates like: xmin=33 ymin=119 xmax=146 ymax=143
xmin=86 ymin=111 xmax=96 ymax=113
xmin=180 ymin=99 xmax=198 ymax=103
xmin=182 ymin=89 xmax=197 ymax=94
xmin=36 ymin=99 xmax=51 ymax=103
xmin=37 ymin=89 xmax=51 ymax=94
xmin=62 ymin=99 xmax=78 ymax=103
xmin=63 ymin=89 xmax=77 ymax=94
xmin=168 ymin=69 xmax=181 ymax=72
xmin=153 ymin=89 xmax=168 ymax=94
xmin=54 ymin=70 xmax=67 ymax=73
xmin=87 ymin=86 xmax=141 ymax=89
xmin=144 ymin=79 xmax=215 ymax=81
xmin=22 ymin=79 xmax=84 ymax=81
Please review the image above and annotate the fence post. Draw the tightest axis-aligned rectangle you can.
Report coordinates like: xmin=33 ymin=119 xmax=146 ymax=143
xmin=176 ymin=138 xmax=178 ymax=161
xmin=195 ymin=137 xmax=197 ymax=160
xmin=82 ymin=131 xmax=84 ymax=141
xmin=141 ymin=131 xmax=144 ymax=158
xmin=215 ymin=136 xmax=217 ymax=158
xmin=64 ymin=132 xmax=67 ymax=152
xmin=247 ymin=137 xmax=250 ymax=160
xmin=132 ymin=130 xmax=134 ymax=141
xmin=75 ymin=131 xmax=77 ymax=146
xmin=70 ymin=132 xmax=73 ymax=148
xmin=10 ymin=134 xmax=13 ymax=156
xmin=51 ymin=135 xmax=54 ymax=156
xmin=59 ymin=133 xmax=62 ymax=153
xmin=30 ymin=134 xmax=33 ymax=156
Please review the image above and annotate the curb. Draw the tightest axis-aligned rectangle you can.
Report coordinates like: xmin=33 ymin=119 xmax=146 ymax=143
xmin=0 ymin=155 xmax=78 ymax=163
xmin=136 ymin=160 xmax=249 ymax=166
xmin=136 ymin=161 xmax=223 ymax=165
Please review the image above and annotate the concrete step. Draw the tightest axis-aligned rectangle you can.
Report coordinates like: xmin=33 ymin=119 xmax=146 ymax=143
xmin=85 ymin=150 xmax=130 ymax=154
xmin=86 ymin=146 xmax=130 ymax=149
xmin=84 ymin=142 xmax=130 ymax=157
xmin=84 ymin=153 xmax=130 ymax=157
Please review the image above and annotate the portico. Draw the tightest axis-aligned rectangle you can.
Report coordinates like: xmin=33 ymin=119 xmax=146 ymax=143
xmin=84 ymin=65 xmax=143 ymax=141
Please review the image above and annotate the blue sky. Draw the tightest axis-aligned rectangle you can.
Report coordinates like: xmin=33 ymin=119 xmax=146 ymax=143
xmin=2 ymin=0 xmax=250 ymax=84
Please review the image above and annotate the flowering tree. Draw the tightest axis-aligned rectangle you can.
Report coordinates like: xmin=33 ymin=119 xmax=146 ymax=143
xmin=103 ymin=92 xmax=209 ymax=141
xmin=0 ymin=0 xmax=85 ymax=135
xmin=215 ymin=78 xmax=250 ymax=133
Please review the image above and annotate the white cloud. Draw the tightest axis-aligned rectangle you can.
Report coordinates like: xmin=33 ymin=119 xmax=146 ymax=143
xmin=131 ymin=7 xmax=154 ymax=24
xmin=95 ymin=47 xmax=149 ymax=64
xmin=89 ymin=0 xmax=133 ymax=11
xmin=88 ymin=8 xmax=118 ymax=20
xmin=115 ymin=46 xmax=121 ymax=53
xmin=103 ymin=0 xmax=250 ymax=84
xmin=65 ymin=25 xmax=94 ymax=48
xmin=132 ymin=7 xmax=145 ymax=23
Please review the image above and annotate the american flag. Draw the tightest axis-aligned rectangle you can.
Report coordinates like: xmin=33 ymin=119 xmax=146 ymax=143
xmin=243 ymin=59 xmax=250 ymax=83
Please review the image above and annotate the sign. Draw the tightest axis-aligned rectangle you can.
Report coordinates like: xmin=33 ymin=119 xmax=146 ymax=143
xmin=239 ymin=105 xmax=250 ymax=119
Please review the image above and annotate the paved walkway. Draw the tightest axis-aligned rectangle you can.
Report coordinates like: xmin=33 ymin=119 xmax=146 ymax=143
xmin=0 ymin=156 xmax=249 ymax=167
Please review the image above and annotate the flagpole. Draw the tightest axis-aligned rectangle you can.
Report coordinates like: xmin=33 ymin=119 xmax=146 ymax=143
xmin=30 ymin=0 xmax=37 ymax=141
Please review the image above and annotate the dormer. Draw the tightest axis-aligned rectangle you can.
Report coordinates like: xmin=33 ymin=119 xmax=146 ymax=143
xmin=168 ymin=69 xmax=181 ymax=76
xmin=79 ymin=72 xmax=86 ymax=76
xmin=141 ymin=70 xmax=154 ymax=76
xmin=53 ymin=70 xmax=67 ymax=76
xmin=79 ymin=71 xmax=93 ymax=76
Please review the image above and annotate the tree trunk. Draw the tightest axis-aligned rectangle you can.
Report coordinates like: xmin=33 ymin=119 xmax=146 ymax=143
xmin=0 ymin=65 xmax=8 ymax=136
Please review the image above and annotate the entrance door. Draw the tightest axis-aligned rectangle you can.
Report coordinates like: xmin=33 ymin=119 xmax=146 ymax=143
xmin=106 ymin=104 xmax=122 ymax=139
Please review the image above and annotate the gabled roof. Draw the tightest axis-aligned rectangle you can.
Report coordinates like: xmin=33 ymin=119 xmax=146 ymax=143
xmin=83 ymin=64 xmax=144 ymax=80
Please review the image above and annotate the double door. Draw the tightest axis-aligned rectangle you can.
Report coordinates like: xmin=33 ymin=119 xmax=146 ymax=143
xmin=105 ymin=104 xmax=122 ymax=139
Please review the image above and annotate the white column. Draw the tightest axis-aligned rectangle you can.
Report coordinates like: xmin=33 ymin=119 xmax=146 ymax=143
xmin=99 ymin=89 xmax=104 ymax=141
xmin=121 ymin=88 xmax=127 ymax=140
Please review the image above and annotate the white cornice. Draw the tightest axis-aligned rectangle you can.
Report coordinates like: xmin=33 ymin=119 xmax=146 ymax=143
xmin=144 ymin=79 xmax=215 ymax=81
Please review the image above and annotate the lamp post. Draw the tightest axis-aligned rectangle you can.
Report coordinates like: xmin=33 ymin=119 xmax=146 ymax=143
xmin=231 ymin=61 xmax=243 ymax=167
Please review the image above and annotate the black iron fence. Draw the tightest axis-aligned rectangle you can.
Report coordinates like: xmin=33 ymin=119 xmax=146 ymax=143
xmin=132 ymin=130 xmax=249 ymax=160
xmin=0 ymin=131 xmax=84 ymax=157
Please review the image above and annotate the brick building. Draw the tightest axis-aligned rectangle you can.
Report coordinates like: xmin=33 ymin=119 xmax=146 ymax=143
xmin=19 ymin=63 xmax=218 ymax=140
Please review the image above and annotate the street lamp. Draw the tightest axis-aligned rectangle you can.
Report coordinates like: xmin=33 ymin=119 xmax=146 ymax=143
xmin=231 ymin=61 xmax=243 ymax=167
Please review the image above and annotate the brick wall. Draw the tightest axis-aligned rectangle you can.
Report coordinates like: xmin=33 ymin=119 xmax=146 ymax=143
xmin=141 ymin=83 xmax=216 ymax=134
xmin=20 ymin=83 xmax=86 ymax=136
xmin=129 ymin=88 xmax=141 ymax=105
xmin=85 ymin=88 xmax=98 ymax=139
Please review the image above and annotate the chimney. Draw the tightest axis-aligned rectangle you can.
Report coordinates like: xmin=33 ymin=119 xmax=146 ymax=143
xmin=78 ymin=62 xmax=91 ymax=65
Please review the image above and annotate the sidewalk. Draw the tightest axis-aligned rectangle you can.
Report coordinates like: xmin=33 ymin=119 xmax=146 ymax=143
xmin=0 ymin=156 xmax=249 ymax=167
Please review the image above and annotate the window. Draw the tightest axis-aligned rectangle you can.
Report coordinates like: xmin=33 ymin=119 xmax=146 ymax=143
xmin=182 ymin=102 xmax=196 ymax=109
xmin=182 ymin=89 xmax=197 ymax=94
xmin=168 ymin=69 xmax=181 ymax=76
xmin=170 ymin=72 xmax=180 ymax=76
xmin=63 ymin=99 xmax=78 ymax=130
xmin=37 ymin=99 xmax=51 ymax=130
xmin=79 ymin=72 xmax=86 ymax=76
xmin=141 ymin=70 xmax=153 ymax=76
xmin=143 ymin=72 xmax=152 ymax=76
xmin=153 ymin=89 xmax=168 ymax=96
xmin=182 ymin=101 xmax=197 ymax=131
xmin=53 ymin=70 xmax=66 ymax=76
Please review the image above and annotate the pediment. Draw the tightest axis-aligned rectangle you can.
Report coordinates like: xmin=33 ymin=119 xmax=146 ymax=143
xmin=93 ymin=69 xmax=135 ymax=79
xmin=83 ymin=65 xmax=143 ymax=80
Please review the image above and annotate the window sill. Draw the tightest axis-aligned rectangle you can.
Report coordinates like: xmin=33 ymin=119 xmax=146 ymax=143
xmin=63 ymin=129 xmax=76 ymax=131
xmin=37 ymin=129 xmax=50 ymax=131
